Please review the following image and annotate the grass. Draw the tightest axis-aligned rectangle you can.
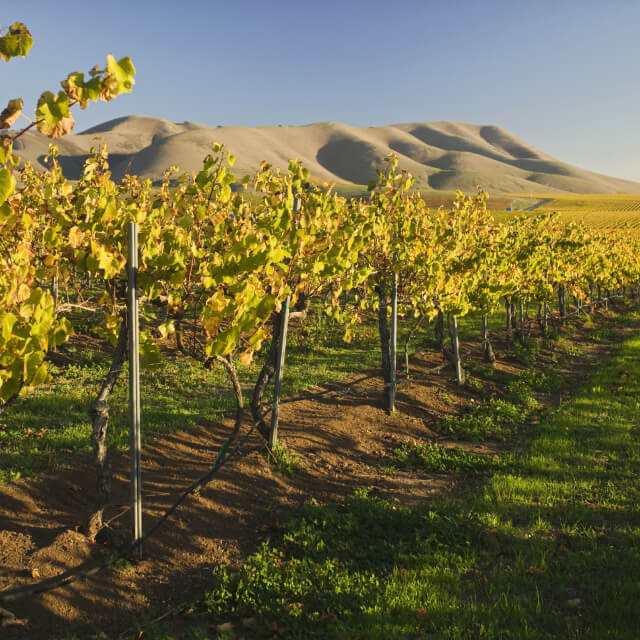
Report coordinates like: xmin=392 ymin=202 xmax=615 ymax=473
xmin=394 ymin=441 xmax=507 ymax=474
xmin=146 ymin=328 xmax=640 ymax=639
xmin=268 ymin=442 xmax=305 ymax=476
xmin=439 ymin=394 xmax=531 ymax=442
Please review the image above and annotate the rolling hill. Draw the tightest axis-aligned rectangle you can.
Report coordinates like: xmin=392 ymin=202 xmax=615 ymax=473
xmin=10 ymin=116 xmax=640 ymax=194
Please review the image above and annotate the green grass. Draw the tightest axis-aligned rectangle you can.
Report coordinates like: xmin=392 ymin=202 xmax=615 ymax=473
xmin=394 ymin=441 xmax=508 ymax=474
xmin=439 ymin=394 xmax=531 ymax=442
xmin=148 ymin=330 xmax=640 ymax=639
xmin=268 ymin=442 xmax=305 ymax=476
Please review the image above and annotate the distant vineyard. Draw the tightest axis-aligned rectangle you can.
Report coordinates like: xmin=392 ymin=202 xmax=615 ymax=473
xmin=495 ymin=193 xmax=640 ymax=229
xmin=421 ymin=192 xmax=513 ymax=212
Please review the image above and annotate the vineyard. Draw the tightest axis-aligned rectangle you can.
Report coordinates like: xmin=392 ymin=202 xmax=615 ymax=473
xmin=496 ymin=193 xmax=640 ymax=229
xmin=2 ymin=22 xmax=640 ymax=639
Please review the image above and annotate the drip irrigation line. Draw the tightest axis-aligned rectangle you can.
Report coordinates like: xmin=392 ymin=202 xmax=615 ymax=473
xmin=0 ymin=412 xmax=266 ymax=605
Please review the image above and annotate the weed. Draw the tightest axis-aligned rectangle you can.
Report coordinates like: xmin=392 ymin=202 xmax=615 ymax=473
xmin=517 ymin=368 xmax=563 ymax=392
xmin=544 ymin=327 xmax=561 ymax=340
xmin=511 ymin=337 xmax=541 ymax=366
xmin=466 ymin=361 xmax=494 ymax=378
xmin=564 ymin=343 xmax=584 ymax=357
xmin=465 ymin=377 xmax=484 ymax=393
xmin=440 ymin=396 xmax=528 ymax=441
xmin=505 ymin=380 xmax=538 ymax=408
xmin=379 ymin=464 xmax=398 ymax=475
xmin=268 ymin=442 xmax=304 ymax=475
xmin=592 ymin=327 xmax=614 ymax=342
xmin=394 ymin=441 xmax=507 ymax=473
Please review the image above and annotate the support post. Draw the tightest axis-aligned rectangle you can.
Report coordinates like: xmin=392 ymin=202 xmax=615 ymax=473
xmin=269 ymin=295 xmax=291 ymax=451
xmin=389 ymin=255 xmax=398 ymax=413
xmin=127 ymin=222 xmax=142 ymax=559
xmin=450 ymin=315 xmax=464 ymax=385
xmin=482 ymin=314 xmax=495 ymax=363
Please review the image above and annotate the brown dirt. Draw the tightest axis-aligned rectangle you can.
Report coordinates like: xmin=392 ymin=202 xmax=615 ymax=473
xmin=0 ymin=303 xmax=636 ymax=639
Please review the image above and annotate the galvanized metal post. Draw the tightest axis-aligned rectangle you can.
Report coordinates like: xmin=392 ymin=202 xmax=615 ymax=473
xmin=389 ymin=255 xmax=398 ymax=413
xmin=482 ymin=315 xmax=489 ymax=357
xmin=127 ymin=222 xmax=142 ymax=559
xmin=451 ymin=315 xmax=463 ymax=384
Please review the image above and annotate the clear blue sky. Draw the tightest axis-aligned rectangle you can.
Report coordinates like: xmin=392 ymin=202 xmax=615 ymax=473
xmin=4 ymin=0 xmax=640 ymax=181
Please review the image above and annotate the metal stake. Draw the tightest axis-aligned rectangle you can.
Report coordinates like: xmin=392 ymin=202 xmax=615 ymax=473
xmin=127 ymin=222 xmax=142 ymax=559
xmin=389 ymin=256 xmax=398 ymax=413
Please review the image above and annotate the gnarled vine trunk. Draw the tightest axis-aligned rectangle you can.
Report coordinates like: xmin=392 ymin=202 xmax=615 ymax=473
xmin=87 ymin=317 xmax=128 ymax=537
xmin=251 ymin=293 xmax=310 ymax=439
xmin=482 ymin=315 xmax=496 ymax=363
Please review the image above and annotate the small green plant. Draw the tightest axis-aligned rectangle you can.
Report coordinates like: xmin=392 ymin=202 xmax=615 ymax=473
xmin=465 ymin=377 xmax=484 ymax=392
xmin=512 ymin=337 xmax=541 ymax=366
xmin=592 ymin=327 xmax=614 ymax=343
xmin=394 ymin=441 xmax=506 ymax=473
xmin=379 ymin=463 xmax=398 ymax=475
xmin=505 ymin=380 xmax=538 ymax=408
xmin=466 ymin=361 xmax=494 ymax=378
xmin=440 ymin=395 xmax=529 ymax=441
xmin=268 ymin=442 xmax=304 ymax=475
xmin=517 ymin=368 xmax=563 ymax=392
xmin=441 ymin=412 xmax=502 ymax=440
xmin=564 ymin=343 xmax=583 ymax=357
xmin=114 ymin=557 xmax=134 ymax=573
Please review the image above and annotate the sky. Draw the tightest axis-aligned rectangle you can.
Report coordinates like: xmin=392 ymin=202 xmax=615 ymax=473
xmin=4 ymin=0 xmax=640 ymax=182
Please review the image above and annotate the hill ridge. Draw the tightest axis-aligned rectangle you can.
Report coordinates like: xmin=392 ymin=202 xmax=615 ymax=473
xmin=11 ymin=116 xmax=640 ymax=194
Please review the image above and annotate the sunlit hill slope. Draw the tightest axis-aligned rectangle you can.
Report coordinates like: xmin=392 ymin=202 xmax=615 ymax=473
xmin=10 ymin=116 xmax=640 ymax=194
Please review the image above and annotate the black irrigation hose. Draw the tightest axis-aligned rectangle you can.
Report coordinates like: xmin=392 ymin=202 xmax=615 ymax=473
xmin=0 ymin=413 xmax=265 ymax=605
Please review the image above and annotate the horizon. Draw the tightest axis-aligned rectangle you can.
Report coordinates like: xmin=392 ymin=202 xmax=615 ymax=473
xmin=4 ymin=0 xmax=640 ymax=182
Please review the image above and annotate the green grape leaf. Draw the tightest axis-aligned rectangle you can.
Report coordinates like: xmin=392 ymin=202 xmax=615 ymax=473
xmin=140 ymin=329 xmax=162 ymax=368
xmin=0 ymin=23 xmax=33 ymax=61
xmin=0 ymin=167 xmax=16 ymax=205
xmin=100 ymin=55 xmax=136 ymax=101
xmin=0 ymin=98 xmax=23 ymax=129
xmin=35 ymin=91 xmax=75 ymax=138
xmin=1 ymin=362 xmax=23 ymax=402
xmin=0 ymin=313 xmax=17 ymax=343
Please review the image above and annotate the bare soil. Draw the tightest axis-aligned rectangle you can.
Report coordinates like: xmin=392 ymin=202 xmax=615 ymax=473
xmin=0 ymin=305 xmax=634 ymax=639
